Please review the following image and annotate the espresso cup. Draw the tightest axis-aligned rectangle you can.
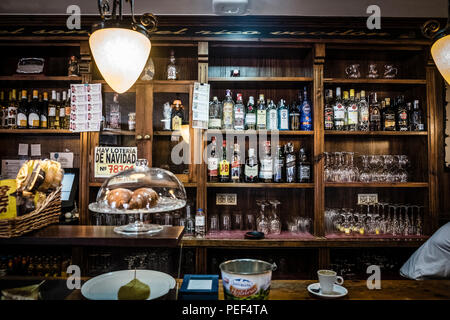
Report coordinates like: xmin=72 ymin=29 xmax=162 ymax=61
xmin=317 ymin=270 xmax=344 ymax=294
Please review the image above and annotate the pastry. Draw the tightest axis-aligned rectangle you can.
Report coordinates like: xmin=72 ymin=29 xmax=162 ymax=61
xmin=106 ymin=188 xmax=132 ymax=209
xmin=128 ymin=188 xmax=159 ymax=209
xmin=38 ymin=160 xmax=63 ymax=192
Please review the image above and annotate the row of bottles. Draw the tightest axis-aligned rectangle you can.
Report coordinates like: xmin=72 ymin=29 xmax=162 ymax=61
xmin=209 ymin=88 xmax=313 ymax=131
xmin=0 ymin=89 xmax=71 ymax=129
xmin=0 ymin=253 xmax=72 ymax=277
xmin=207 ymin=138 xmax=311 ymax=183
xmin=324 ymin=88 xmax=425 ymax=131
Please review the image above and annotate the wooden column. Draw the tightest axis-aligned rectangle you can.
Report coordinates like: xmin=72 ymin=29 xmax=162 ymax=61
xmin=196 ymin=42 xmax=208 ymax=212
xmin=426 ymin=55 xmax=440 ymax=233
xmin=313 ymin=43 xmax=325 ymax=237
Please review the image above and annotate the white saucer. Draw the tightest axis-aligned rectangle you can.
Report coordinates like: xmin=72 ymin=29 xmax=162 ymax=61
xmin=307 ymin=282 xmax=348 ymax=299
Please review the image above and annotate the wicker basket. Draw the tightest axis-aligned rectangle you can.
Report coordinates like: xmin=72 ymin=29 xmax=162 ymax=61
xmin=0 ymin=186 xmax=62 ymax=238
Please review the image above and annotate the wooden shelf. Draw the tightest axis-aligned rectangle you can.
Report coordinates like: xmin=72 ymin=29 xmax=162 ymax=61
xmin=0 ymin=75 xmax=82 ymax=81
xmin=207 ymin=182 xmax=314 ymax=188
xmin=89 ymin=181 xmax=197 ymax=187
xmin=208 ymin=77 xmax=314 ymax=82
xmin=205 ymin=129 xmax=313 ymax=136
xmin=323 ymin=78 xmax=427 ymax=85
xmin=0 ymin=129 xmax=77 ymax=134
xmin=325 ymin=130 xmax=427 ymax=136
xmin=100 ymin=130 xmax=136 ymax=136
xmin=153 ymin=131 xmax=181 ymax=136
xmin=325 ymin=182 xmax=428 ymax=188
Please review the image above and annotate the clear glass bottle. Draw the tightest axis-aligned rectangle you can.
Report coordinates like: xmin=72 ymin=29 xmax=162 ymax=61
xmin=222 ymin=89 xmax=234 ymax=130
xmin=285 ymin=142 xmax=297 ymax=183
xmin=342 ymin=90 xmax=350 ymax=130
xmin=333 ymin=87 xmax=345 ymax=131
xmin=244 ymin=147 xmax=258 ymax=183
xmin=259 ymin=141 xmax=273 ymax=183
xmin=208 ymin=96 xmax=222 ymax=129
xmin=231 ymin=142 xmax=242 ymax=183
xmin=358 ymin=90 xmax=369 ymax=131
xmin=256 ymin=94 xmax=267 ymax=130
xmin=195 ymin=208 xmax=206 ymax=238
xmin=266 ymin=99 xmax=278 ymax=131
xmin=167 ymin=49 xmax=178 ymax=80
xmin=233 ymin=93 xmax=245 ymax=130
xmin=324 ymin=89 xmax=334 ymax=130
xmin=300 ymin=87 xmax=313 ymax=131
xmin=273 ymin=144 xmax=285 ymax=183
xmin=184 ymin=204 xmax=195 ymax=236
xmin=369 ymin=92 xmax=382 ymax=131
xmin=245 ymin=96 xmax=256 ymax=130
xmin=278 ymin=99 xmax=289 ymax=130
xmin=347 ymin=89 xmax=358 ymax=131
xmin=269 ymin=200 xmax=282 ymax=235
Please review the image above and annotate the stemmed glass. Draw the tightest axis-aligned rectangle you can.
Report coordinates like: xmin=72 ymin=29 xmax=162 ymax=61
xmin=359 ymin=154 xmax=371 ymax=183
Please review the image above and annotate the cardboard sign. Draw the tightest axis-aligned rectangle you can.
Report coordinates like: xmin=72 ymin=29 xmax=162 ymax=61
xmin=94 ymin=147 xmax=137 ymax=178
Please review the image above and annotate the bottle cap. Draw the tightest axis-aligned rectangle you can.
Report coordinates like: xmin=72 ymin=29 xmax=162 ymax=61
xmin=32 ymin=90 xmax=38 ymax=98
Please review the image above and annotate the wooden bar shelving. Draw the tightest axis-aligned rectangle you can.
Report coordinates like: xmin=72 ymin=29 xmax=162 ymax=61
xmin=0 ymin=129 xmax=78 ymax=134
xmin=209 ymin=76 xmax=314 ymax=82
xmin=205 ymin=129 xmax=314 ymax=135
xmin=323 ymin=78 xmax=427 ymax=85
xmin=325 ymin=130 xmax=428 ymax=136
xmin=0 ymin=75 xmax=82 ymax=81
xmin=206 ymin=182 xmax=315 ymax=188
xmin=325 ymin=182 xmax=429 ymax=188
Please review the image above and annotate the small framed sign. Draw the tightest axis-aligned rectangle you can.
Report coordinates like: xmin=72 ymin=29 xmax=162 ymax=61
xmin=179 ymin=274 xmax=219 ymax=300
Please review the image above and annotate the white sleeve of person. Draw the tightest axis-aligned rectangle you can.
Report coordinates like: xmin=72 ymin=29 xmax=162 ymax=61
xmin=400 ymin=222 xmax=450 ymax=280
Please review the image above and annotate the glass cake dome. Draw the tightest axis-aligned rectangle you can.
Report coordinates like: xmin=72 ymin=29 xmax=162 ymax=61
xmin=89 ymin=159 xmax=186 ymax=235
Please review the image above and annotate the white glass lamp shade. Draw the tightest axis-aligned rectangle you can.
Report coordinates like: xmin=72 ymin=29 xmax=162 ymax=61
xmin=89 ymin=28 xmax=151 ymax=93
xmin=431 ymin=34 xmax=450 ymax=83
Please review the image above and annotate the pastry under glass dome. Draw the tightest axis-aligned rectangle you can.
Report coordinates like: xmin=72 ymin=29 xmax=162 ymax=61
xmin=89 ymin=159 xmax=186 ymax=235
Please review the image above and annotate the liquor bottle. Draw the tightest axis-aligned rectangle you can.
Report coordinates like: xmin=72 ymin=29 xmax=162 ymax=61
xmin=59 ymin=91 xmax=68 ymax=129
xmin=231 ymin=142 xmax=242 ymax=182
xmin=8 ymin=90 xmax=18 ymax=129
xmin=383 ymin=98 xmax=396 ymax=131
xmin=259 ymin=141 xmax=273 ymax=183
xmin=347 ymin=89 xmax=358 ymax=131
xmin=0 ymin=91 xmax=6 ymax=128
xmin=369 ymin=92 xmax=382 ymax=131
xmin=358 ymin=90 xmax=369 ymax=131
xmin=300 ymin=87 xmax=313 ymax=131
xmin=278 ymin=99 xmax=289 ymax=130
xmin=184 ymin=205 xmax=195 ymax=236
xmin=233 ymin=93 xmax=245 ymax=130
xmin=396 ymin=95 xmax=409 ymax=131
xmin=222 ymin=90 xmax=234 ymax=130
xmin=107 ymin=93 xmax=121 ymax=130
xmin=324 ymin=89 xmax=334 ymax=130
xmin=55 ymin=92 xmax=61 ymax=129
xmin=379 ymin=100 xmax=386 ymax=130
xmin=17 ymin=90 xmax=28 ymax=129
xmin=266 ymin=99 xmax=278 ymax=131
xmin=256 ymin=94 xmax=267 ymax=130
xmin=342 ymin=90 xmax=349 ymax=130
xmin=289 ymin=100 xmax=300 ymax=130
xmin=410 ymin=100 xmax=424 ymax=131
xmin=333 ymin=87 xmax=346 ymax=131
xmin=219 ymin=140 xmax=230 ymax=182
xmin=208 ymin=96 xmax=222 ymax=129
xmin=171 ymin=100 xmax=184 ymax=131
xmin=273 ymin=144 xmax=285 ymax=183
xmin=40 ymin=93 xmax=48 ymax=129
xmin=244 ymin=148 xmax=258 ymax=183
xmin=285 ymin=142 xmax=296 ymax=183
xmin=207 ymin=137 xmax=219 ymax=182
xmin=64 ymin=89 xmax=71 ymax=130
xmin=28 ymin=90 xmax=40 ymax=129
xmin=298 ymin=148 xmax=311 ymax=183
xmin=48 ymin=90 xmax=57 ymax=129
xmin=167 ymin=49 xmax=178 ymax=80
xmin=245 ymin=96 xmax=256 ymax=130
xmin=194 ymin=208 xmax=206 ymax=238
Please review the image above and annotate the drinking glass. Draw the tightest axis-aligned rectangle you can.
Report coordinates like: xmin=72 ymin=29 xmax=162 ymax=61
xmin=221 ymin=211 xmax=232 ymax=231
xmin=209 ymin=213 xmax=220 ymax=234
xmin=232 ymin=211 xmax=244 ymax=230
xmin=245 ymin=212 xmax=256 ymax=230
xmin=359 ymin=154 xmax=371 ymax=182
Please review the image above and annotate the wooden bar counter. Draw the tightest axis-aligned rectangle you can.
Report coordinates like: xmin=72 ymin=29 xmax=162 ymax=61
xmin=63 ymin=279 xmax=450 ymax=300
